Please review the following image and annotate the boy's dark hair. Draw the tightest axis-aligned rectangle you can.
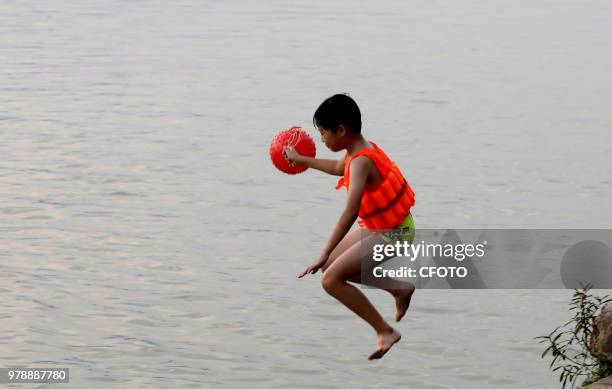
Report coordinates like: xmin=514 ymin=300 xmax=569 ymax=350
xmin=313 ymin=93 xmax=362 ymax=134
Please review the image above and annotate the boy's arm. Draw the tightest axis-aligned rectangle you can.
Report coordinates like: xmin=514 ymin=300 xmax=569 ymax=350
xmin=284 ymin=146 xmax=344 ymax=176
xmin=298 ymin=156 xmax=371 ymax=277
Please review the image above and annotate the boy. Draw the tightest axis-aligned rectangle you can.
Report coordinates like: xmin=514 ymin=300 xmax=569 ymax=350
xmin=284 ymin=93 xmax=417 ymax=360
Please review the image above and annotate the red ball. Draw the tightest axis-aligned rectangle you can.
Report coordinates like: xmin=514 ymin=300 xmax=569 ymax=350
xmin=270 ymin=126 xmax=316 ymax=174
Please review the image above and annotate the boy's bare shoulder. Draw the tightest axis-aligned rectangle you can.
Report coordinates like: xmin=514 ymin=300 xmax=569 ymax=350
xmin=350 ymin=155 xmax=375 ymax=170
xmin=349 ymin=155 xmax=376 ymax=177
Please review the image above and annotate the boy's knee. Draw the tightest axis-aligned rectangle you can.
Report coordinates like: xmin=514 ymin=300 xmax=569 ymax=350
xmin=321 ymin=272 xmax=338 ymax=294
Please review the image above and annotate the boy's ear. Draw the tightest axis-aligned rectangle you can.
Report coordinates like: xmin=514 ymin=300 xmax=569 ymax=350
xmin=337 ymin=124 xmax=347 ymax=136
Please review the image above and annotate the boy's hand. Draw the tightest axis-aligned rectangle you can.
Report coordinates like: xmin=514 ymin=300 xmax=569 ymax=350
xmin=283 ymin=146 xmax=304 ymax=165
xmin=298 ymin=252 xmax=329 ymax=278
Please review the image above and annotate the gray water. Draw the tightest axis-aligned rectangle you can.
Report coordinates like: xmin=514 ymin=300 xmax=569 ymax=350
xmin=2 ymin=1 xmax=612 ymax=388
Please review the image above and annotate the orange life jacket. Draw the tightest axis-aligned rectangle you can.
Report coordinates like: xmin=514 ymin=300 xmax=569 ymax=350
xmin=336 ymin=142 xmax=415 ymax=231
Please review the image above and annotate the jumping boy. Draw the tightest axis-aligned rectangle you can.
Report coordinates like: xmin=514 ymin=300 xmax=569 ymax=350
xmin=284 ymin=93 xmax=417 ymax=360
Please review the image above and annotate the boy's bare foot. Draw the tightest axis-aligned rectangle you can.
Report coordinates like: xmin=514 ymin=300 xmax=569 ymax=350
xmin=368 ymin=328 xmax=401 ymax=360
xmin=391 ymin=286 xmax=415 ymax=322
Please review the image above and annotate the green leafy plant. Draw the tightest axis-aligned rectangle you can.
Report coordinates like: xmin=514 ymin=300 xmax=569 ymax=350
xmin=537 ymin=283 xmax=612 ymax=388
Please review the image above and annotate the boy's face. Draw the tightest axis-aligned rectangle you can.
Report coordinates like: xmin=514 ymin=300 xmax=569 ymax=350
xmin=317 ymin=126 xmax=345 ymax=152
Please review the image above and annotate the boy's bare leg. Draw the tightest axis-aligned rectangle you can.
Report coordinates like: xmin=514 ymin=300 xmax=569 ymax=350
xmin=322 ymin=227 xmax=363 ymax=271
xmin=347 ymin=273 xmax=415 ymax=322
xmin=323 ymin=229 xmax=416 ymax=322
xmin=321 ymin=237 xmax=401 ymax=360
